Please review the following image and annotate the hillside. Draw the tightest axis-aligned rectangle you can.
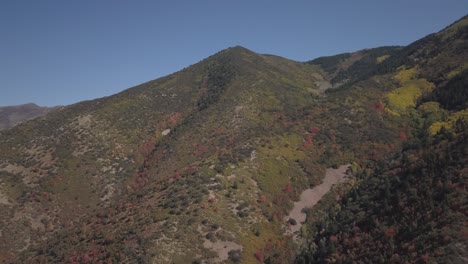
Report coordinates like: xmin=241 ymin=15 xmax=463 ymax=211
xmin=0 ymin=103 xmax=56 ymax=130
xmin=296 ymin=115 xmax=467 ymax=264
xmin=0 ymin=16 xmax=466 ymax=264
xmin=296 ymin=16 xmax=468 ymax=264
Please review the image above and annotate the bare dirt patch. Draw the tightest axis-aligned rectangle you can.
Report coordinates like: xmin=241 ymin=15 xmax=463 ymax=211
xmin=203 ymin=239 xmax=242 ymax=263
xmin=197 ymin=224 xmax=243 ymax=263
xmin=285 ymin=164 xmax=350 ymax=235
xmin=0 ymin=188 xmax=11 ymax=205
xmin=0 ymin=163 xmax=41 ymax=187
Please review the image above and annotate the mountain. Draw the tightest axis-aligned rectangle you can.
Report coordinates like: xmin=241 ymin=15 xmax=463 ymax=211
xmin=297 ymin=16 xmax=468 ymax=264
xmin=0 ymin=103 xmax=56 ymax=130
xmin=0 ymin=16 xmax=466 ymax=263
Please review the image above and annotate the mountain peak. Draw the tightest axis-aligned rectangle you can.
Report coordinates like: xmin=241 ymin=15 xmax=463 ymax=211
xmin=195 ymin=45 xmax=261 ymax=74
xmin=215 ymin=45 xmax=256 ymax=59
xmin=227 ymin=45 xmax=249 ymax=50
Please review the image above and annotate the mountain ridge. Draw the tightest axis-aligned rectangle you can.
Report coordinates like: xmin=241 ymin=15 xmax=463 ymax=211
xmin=0 ymin=103 xmax=58 ymax=131
xmin=0 ymin=16 xmax=466 ymax=264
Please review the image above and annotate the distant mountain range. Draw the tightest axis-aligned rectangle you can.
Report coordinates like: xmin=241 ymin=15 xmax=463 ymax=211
xmin=0 ymin=16 xmax=466 ymax=263
xmin=0 ymin=103 xmax=57 ymax=130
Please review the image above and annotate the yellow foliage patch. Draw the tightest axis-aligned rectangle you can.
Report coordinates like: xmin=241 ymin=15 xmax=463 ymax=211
xmin=376 ymin=55 xmax=390 ymax=64
xmin=429 ymin=109 xmax=468 ymax=135
xmin=418 ymin=102 xmax=442 ymax=115
xmin=447 ymin=63 xmax=468 ymax=79
xmin=386 ymin=68 xmax=434 ymax=114
xmin=394 ymin=68 xmax=416 ymax=83
xmin=384 ymin=106 xmax=400 ymax=117
xmin=387 ymin=79 xmax=433 ymax=111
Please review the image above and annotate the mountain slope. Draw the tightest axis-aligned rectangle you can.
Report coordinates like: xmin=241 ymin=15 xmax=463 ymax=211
xmin=307 ymin=45 xmax=402 ymax=87
xmin=1 ymin=46 xmax=335 ymax=263
xmin=0 ymin=16 xmax=466 ymax=264
xmin=296 ymin=15 xmax=468 ymax=264
xmin=296 ymin=125 xmax=467 ymax=263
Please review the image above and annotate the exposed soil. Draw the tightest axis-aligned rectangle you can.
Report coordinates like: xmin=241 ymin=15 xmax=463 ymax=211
xmin=202 ymin=239 xmax=242 ymax=263
xmin=285 ymin=164 xmax=350 ymax=235
xmin=0 ymin=189 xmax=11 ymax=205
xmin=197 ymin=224 xmax=243 ymax=263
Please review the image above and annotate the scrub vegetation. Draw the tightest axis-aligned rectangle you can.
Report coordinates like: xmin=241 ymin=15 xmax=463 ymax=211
xmin=0 ymin=15 xmax=466 ymax=264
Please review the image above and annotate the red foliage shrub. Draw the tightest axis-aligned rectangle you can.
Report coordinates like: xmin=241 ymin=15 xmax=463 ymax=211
xmin=254 ymin=251 xmax=264 ymax=262
xmin=399 ymin=131 xmax=408 ymax=140
xmin=197 ymin=145 xmax=207 ymax=155
xmin=421 ymin=254 xmax=430 ymax=263
xmin=83 ymin=253 xmax=91 ymax=263
xmin=274 ymin=210 xmax=282 ymax=221
xmin=309 ymin=126 xmax=320 ymax=135
xmin=372 ymin=100 xmax=385 ymax=113
xmin=303 ymin=135 xmax=314 ymax=149
xmin=462 ymin=230 xmax=468 ymax=238
xmin=167 ymin=112 xmax=183 ymax=126
xmin=385 ymin=227 xmax=395 ymax=238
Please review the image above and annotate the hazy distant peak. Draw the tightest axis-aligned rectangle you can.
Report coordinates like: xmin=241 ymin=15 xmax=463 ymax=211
xmin=0 ymin=103 xmax=54 ymax=130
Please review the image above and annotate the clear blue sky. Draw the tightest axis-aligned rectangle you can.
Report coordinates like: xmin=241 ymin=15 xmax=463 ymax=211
xmin=1 ymin=1 xmax=466 ymax=107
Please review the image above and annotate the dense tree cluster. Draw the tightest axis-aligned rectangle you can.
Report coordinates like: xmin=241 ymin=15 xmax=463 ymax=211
xmin=197 ymin=55 xmax=237 ymax=110
xmin=422 ymin=70 xmax=468 ymax=111
xmin=295 ymin=116 xmax=467 ymax=263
